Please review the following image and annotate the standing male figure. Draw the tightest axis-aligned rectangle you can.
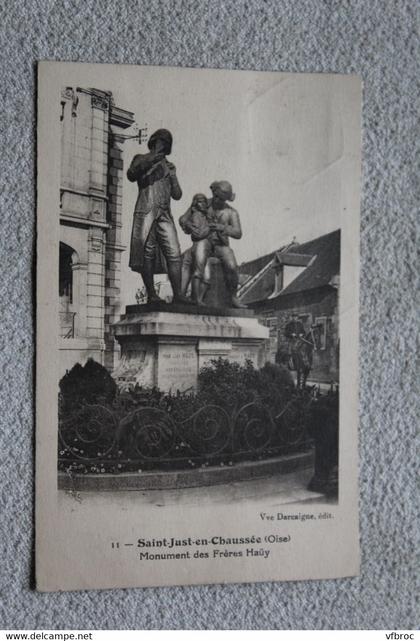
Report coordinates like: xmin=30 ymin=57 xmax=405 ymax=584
xmin=127 ymin=128 xmax=190 ymax=304
xmin=179 ymin=181 xmax=246 ymax=308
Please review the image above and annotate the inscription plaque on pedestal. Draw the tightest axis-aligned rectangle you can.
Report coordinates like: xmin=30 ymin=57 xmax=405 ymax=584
xmin=157 ymin=342 xmax=197 ymax=393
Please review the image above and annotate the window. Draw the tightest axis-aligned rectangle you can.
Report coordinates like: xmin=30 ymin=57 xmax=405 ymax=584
xmin=59 ymin=242 xmax=74 ymax=302
xmin=262 ymin=316 xmax=278 ymax=351
xmin=314 ymin=316 xmax=328 ymax=350
xmin=59 ymin=242 xmax=77 ymax=338
xmin=274 ymin=268 xmax=283 ymax=295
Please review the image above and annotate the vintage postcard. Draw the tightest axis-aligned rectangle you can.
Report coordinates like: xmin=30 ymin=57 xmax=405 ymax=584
xmin=36 ymin=61 xmax=361 ymax=591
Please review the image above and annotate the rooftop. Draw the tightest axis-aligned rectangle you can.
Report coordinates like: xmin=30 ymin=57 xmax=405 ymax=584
xmin=238 ymin=229 xmax=341 ymax=304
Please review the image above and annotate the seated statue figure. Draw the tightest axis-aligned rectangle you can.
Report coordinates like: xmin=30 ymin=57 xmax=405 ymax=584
xmin=179 ymin=182 xmax=247 ymax=308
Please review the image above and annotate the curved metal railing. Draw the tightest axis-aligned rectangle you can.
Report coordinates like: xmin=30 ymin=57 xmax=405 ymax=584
xmin=58 ymin=394 xmax=313 ymax=473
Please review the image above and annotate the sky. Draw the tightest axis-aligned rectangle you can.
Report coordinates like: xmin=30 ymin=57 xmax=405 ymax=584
xmin=100 ymin=66 xmax=358 ymax=306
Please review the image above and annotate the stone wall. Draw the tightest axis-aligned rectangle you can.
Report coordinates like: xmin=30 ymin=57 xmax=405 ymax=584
xmin=103 ymin=109 xmax=133 ymax=370
xmin=59 ymin=87 xmax=134 ymax=377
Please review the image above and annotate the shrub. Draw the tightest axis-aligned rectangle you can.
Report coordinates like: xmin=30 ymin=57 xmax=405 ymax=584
xmin=59 ymin=358 xmax=117 ymax=412
xmin=307 ymin=391 xmax=339 ymax=494
xmin=197 ymin=358 xmax=294 ymax=414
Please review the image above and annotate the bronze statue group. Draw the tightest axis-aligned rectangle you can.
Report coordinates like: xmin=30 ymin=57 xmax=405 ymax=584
xmin=127 ymin=128 xmax=317 ymax=386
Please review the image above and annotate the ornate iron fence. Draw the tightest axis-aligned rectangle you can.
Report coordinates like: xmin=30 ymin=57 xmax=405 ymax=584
xmin=58 ymin=393 xmax=314 ymax=474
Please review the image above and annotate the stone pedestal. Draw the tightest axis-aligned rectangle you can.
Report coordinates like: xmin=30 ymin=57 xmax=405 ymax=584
xmin=112 ymin=303 xmax=269 ymax=393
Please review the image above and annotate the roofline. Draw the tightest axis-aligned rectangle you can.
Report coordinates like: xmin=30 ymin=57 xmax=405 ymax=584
xmin=249 ymin=283 xmax=337 ymax=309
xmin=239 ymin=229 xmax=340 ymax=272
xmin=238 ymin=241 xmax=296 ymax=298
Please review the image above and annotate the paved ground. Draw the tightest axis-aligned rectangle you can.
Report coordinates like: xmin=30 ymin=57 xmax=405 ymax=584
xmin=75 ymin=465 xmax=333 ymax=508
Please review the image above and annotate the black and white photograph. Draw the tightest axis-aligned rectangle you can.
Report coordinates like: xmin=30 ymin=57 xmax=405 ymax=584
xmin=36 ymin=62 xmax=361 ymax=591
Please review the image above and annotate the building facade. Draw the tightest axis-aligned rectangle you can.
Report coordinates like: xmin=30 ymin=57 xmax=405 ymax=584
xmin=59 ymin=87 xmax=134 ymax=377
xmin=238 ymin=230 xmax=340 ymax=385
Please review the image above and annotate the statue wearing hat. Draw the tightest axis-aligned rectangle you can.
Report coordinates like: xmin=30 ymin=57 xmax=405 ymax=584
xmin=179 ymin=181 xmax=247 ymax=308
xmin=127 ymin=129 xmax=190 ymax=304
